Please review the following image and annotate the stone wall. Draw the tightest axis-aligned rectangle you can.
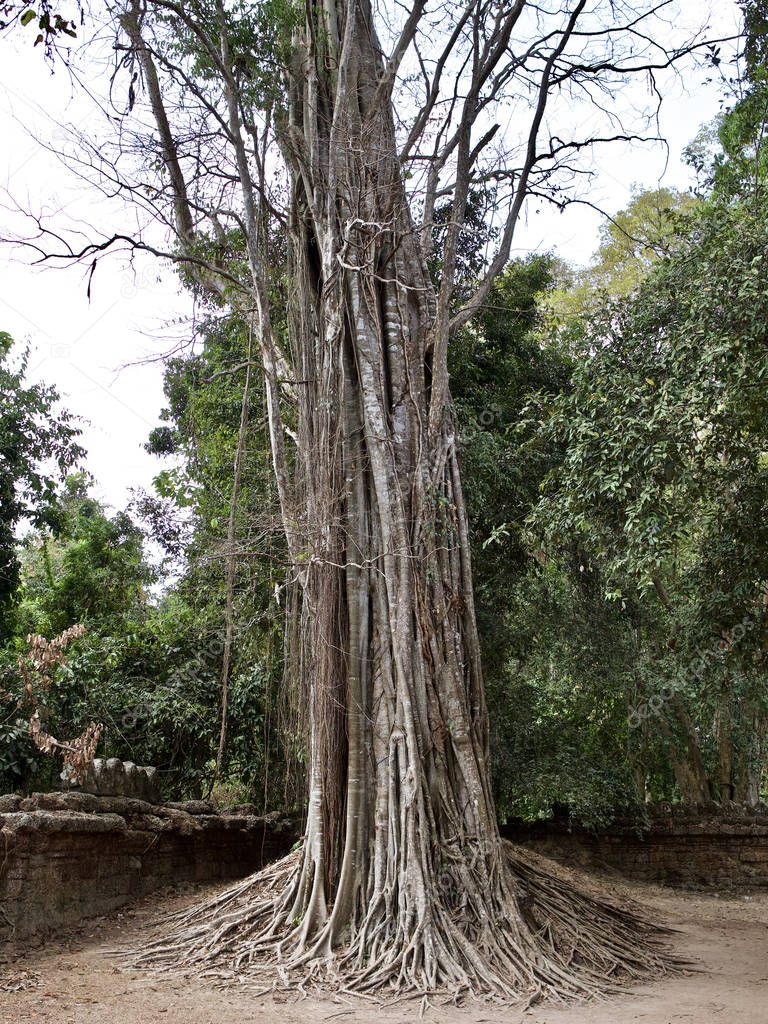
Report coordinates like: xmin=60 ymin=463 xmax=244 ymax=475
xmin=502 ymin=805 xmax=768 ymax=889
xmin=0 ymin=792 xmax=295 ymax=943
xmin=66 ymin=757 xmax=161 ymax=803
xmin=4 ymin=795 xmax=768 ymax=947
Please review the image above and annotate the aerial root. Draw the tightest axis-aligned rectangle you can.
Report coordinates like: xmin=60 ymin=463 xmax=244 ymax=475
xmin=120 ymin=841 xmax=688 ymax=1004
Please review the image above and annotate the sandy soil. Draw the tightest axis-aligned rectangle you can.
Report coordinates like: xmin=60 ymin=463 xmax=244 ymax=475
xmin=1 ymin=868 xmax=766 ymax=1024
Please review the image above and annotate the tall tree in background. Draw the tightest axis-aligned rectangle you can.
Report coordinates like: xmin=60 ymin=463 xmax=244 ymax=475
xmin=529 ymin=19 xmax=768 ymax=804
xmin=143 ymin=311 xmax=293 ymax=804
xmin=0 ymin=332 xmax=82 ymax=638
xmin=20 ymin=0 xmax=730 ymax=1000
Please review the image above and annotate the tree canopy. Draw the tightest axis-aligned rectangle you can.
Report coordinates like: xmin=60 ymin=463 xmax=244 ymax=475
xmin=0 ymin=333 xmax=82 ymax=639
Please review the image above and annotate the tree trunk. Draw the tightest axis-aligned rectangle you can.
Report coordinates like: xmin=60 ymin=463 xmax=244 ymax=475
xmin=733 ymin=710 xmax=766 ymax=807
xmin=667 ymin=695 xmax=712 ymax=804
xmin=281 ymin=0 xmax=509 ymax=975
xmin=131 ymin=0 xmax=680 ymax=999
xmin=716 ymin=685 xmax=735 ymax=802
xmin=214 ymin=327 xmax=253 ymax=779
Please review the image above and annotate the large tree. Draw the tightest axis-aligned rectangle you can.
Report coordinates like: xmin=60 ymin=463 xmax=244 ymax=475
xmin=18 ymin=0 xmax=731 ymax=1001
xmin=0 ymin=332 xmax=82 ymax=639
xmin=530 ymin=89 xmax=768 ymax=809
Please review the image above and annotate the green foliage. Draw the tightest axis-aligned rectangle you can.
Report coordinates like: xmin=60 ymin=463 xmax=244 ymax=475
xmin=541 ymin=188 xmax=698 ymax=349
xmin=450 ymin=257 xmax=633 ymax=823
xmin=488 ymin=558 xmax=644 ymax=827
xmin=430 ymin=189 xmax=500 ymax=299
xmin=161 ymin=0 xmax=301 ymax=113
xmin=712 ymin=85 xmax=768 ymax=198
xmin=451 ymin=256 xmax=568 ymax=664
xmin=141 ymin=310 xmax=294 ymax=805
xmin=527 ymin=187 xmax=768 ymax=803
xmin=449 ymin=249 xmax=670 ymax=822
xmin=534 ymin=197 xmax=768 ymax=595
xmin=0 ymin=464 xmax=266 ymax=799
xmin=459 ymin=21 xmax=768 ymax=810
xmin=517 ymin=17 xmax=768 ymax=801
xmin=0 ymin=334 xmax=83 ymax=639
xmin=0 ymin=308 xmax=296 ymax=805
xmin=15 ymin=473 xmax=154 ymax=637
xmin=0 ymin=1 xmax=82 ymax=57
xmin=697 ymin=2 xmax=768 ymax=200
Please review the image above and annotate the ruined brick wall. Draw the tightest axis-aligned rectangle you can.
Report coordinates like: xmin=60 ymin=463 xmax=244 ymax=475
xmin=4 ymin=795 xmax=768 ymax=947
xmin=502 ymin=805 xmax=768 ymax=889
xmin=0 ymin=792 xmax=295 ymax=943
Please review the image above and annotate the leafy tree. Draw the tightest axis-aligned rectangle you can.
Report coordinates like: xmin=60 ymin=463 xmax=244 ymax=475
xmin=453 ymin=256 xmax=653 ymax=825
xmin=1 ymin=473 xmax=153 ymax=791
xmin=531 ymin=194 xmax=768 ymax=804
xmin=15 ymin=473 xmax=154 ymax=637
xmin=0 ymin=333 xmax=82 ymax=639
xmin=689 ymin=1 xmax=768 ymax=199
xmin=143 ymin=310 xmax=296 ymax=805
xmin=542 ymin=188 xmax=698 ymax=348
xmin=12 ymin=0 xmax=732 ymax=999
xmin=0 ymin=468 xmax=279 ymax=799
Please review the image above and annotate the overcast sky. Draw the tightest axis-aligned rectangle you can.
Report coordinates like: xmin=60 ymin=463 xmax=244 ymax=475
xmin=0 ymin=1 xmax=742 ymax=516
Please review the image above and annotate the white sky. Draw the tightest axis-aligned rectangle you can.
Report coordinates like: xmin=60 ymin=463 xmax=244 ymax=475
xmin=0 ymin=1 xmax=742 ymax=515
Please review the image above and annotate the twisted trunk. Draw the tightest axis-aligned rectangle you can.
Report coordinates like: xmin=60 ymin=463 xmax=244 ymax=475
xmin=282 ymin=2 xmax=503 ymax=973
xmin=132 ymin=0 xmax=680 ymax=998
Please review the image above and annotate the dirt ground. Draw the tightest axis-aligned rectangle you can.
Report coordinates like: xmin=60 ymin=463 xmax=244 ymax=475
xmin=1 ymin=867 xmax=766 ymax=1024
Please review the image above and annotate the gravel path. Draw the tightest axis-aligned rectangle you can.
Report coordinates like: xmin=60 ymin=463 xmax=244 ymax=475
xmin=1 ymin=868 xmax=766 ymax=1023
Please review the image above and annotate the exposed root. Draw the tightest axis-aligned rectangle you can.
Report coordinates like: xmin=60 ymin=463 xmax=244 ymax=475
xmin=121 ymin=841 xmax=687 ymax=1005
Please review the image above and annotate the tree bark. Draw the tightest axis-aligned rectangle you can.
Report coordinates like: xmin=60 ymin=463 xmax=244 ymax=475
xmin=124 ymin=0 xmax=684 ymax=998
xmin=664 ymin=695 xmax=712 ymax=805
xmin=716 ymin=683 xmax=735 ymax=803
xmin=215 ymin=326 xmax=253 ymax=779
xmin=277 ymin=1 xmax=503 ymax=965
